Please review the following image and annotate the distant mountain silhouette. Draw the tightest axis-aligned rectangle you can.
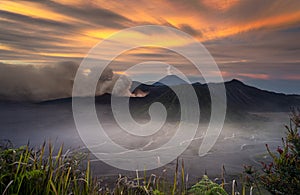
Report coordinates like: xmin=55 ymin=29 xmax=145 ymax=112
xmin=154 ymin=75 xmax=189 ymax=86
xmin=128 ymin=78 xmax=300 ymax=121
xmin=39 ymin=78 xmax=300 ymax=122
xmin=224 ymin=79 xmax=300 ymax=112
xmin=131 ymin=75 xmax=188 ymax=89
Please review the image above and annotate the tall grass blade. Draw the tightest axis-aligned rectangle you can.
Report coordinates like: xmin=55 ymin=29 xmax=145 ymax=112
xmin=172 ymin=158 xmax=179 ymax=195
xmin=2 ymin=180 xmax=13 ymax=195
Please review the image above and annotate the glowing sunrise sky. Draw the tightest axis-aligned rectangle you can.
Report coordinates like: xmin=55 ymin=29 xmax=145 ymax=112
xmin=0 ymin=0 xmax=299 ymax=93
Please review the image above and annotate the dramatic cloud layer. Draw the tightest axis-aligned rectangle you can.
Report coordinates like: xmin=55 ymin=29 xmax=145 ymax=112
xmin=0 ymin=0 xmax=299 ymax=94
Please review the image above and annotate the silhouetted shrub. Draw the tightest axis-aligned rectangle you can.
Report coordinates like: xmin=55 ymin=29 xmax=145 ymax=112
xmin=244 ymin=109 xmax=300 ymax=194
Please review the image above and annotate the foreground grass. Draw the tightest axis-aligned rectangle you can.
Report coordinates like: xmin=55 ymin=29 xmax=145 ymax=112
xmin=0 ymin=140 xmax=233 ymax=195
xmin=0 ymin=141 xmax=99 ymax=195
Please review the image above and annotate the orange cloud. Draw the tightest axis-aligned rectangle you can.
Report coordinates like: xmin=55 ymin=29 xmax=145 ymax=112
xmin=0 ymin=44 xmax=13 ymax=51
xmin=238 ymin=73 xmax=270 ymax=80
xmin=36 ymin=52 xmax=84 ymax=58
xmin=0 ymin=1 xmax=76 ymax=23
xmin=220 ymin=71 xmax=234 ymax=77
xmin=201 ymin=0 xmax=239 ymax=11
xmin=88 ymin=0 xmax=300 ymax=42
xmin=113 ymin=71 xmax=128 ymax=76
xmin=201 ymin=10 xmax=300 ymax=40
xmin=83 ymin=29 xmax=118 ymax=40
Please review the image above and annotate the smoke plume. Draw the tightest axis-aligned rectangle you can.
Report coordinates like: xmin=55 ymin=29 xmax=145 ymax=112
xmin=0 ymin=61 xmax=139 ymax=102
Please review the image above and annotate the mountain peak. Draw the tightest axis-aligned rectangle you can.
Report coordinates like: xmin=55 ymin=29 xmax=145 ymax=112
xmin=227 ymin=79 xmax=245 ymax=85
xmin=224 ymin=79 xmax=245 ymax=85
xmin=154 ymin=75 xmax=188 ymax=86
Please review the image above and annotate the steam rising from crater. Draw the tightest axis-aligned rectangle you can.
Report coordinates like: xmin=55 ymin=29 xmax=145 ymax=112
xmin=0 ymin=61 xmax=142 ymax=102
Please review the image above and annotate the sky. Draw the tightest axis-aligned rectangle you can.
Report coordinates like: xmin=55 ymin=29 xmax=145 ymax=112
xmin=0 ymin=0 xmax=299 ymax=94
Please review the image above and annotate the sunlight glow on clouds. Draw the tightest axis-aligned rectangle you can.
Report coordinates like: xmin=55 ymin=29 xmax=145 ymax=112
xmin=201 ymin=0 xmax=239 ymax=11
xmin=0 ymin=1 xmax=76 ymax=23
xmin=0 ymin=0 xmax=299 ymax=93
xmin=238 ymin=73 xmax=270 ymax=80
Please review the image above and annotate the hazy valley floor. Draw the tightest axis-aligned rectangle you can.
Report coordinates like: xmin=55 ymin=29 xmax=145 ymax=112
xmin=0 ymin=100 xmax=289 ymax=186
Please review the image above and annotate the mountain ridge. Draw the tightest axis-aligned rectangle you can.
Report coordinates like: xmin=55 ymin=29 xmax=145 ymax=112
xmin=35 ymin=78 xmax=300 ymax=114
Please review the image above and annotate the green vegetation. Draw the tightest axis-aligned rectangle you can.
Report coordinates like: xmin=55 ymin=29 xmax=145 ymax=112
xmin=188 ymin=175 xmax=227 ymax=195
xmin=243 ymin=109 xmax=300 ymax=194
xmin=0 ymin=141 xmax=263 ymax=195
xmin=0 ymin=142 xmax=100 ymax=195
xmin=0 ymin=142 xmax=228 ymax=195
